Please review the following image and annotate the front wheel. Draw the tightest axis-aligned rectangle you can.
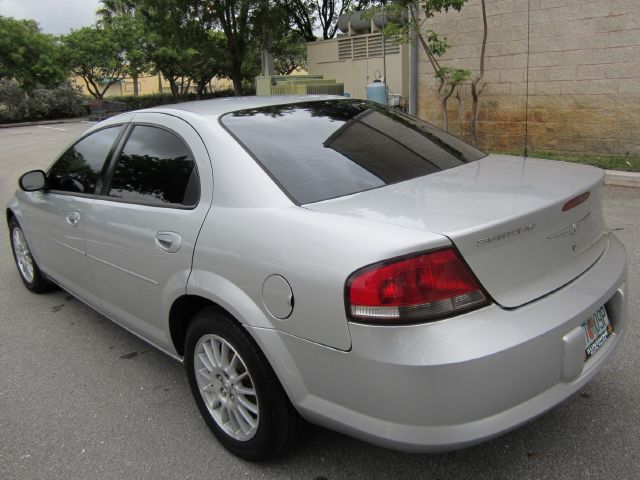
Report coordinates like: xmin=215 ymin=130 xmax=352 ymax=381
xmin=185 ymin=308 xmax=300 ymax=461
xmin=9 ymin=217 xmax=54 ymax=293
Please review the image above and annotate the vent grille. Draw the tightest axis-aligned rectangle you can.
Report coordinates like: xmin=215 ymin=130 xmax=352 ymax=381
xmin=338 ymin=38 xmax=352 ymax=60
xmin=337 ymin=34 xmax=400 ymax=61
xmin=385 ymin=41 xmax=400 ymax=55
xmin=353 ymin=37 xmax=367 ymax=59
xmin=368 ymin=35 xmax=383 ymax=57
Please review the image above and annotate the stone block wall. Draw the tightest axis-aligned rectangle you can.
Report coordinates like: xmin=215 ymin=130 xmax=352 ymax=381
xmin=417 ymin=0 xmax=640 ymax=155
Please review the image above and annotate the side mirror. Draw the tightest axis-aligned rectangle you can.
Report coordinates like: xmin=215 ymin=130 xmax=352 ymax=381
xmin=19 ymin=170 xmax=46 ymax=192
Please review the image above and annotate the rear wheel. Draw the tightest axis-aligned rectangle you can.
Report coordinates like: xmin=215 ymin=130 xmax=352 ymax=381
xmin=9 ymin=217 xmax=54 ymax=293
xmin=185 ymin=307 xmax=300 ymax=461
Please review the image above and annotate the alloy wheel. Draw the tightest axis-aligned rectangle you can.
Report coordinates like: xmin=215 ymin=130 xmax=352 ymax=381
xmin=194 ymin=334 xmax=259 ymax=441
xmin=12 ymin=227 xmax=35 ymax=284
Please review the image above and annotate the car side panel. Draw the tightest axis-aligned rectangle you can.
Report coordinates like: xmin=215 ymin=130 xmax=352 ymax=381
xmin=16 ymin=190 xmax=99 ymax=307
xmin=189 ymin=205 xmax=450 ymax=351
xmin=83 ymin=113 xmax=213 ymax=351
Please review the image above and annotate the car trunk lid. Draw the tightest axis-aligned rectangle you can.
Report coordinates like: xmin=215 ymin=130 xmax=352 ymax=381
xmin=306 ymin=155 xmax=608 ymax=308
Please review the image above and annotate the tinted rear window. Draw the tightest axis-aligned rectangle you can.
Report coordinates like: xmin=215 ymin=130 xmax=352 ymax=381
xmin=221 ymin=100 xmax=485 ymax=205
xmin=108 ymin=126 xmax=197 ymax=206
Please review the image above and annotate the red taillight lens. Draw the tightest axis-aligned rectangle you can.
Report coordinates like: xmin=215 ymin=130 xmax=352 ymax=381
xmin=346 ymin=248 xmax=488 ymax=324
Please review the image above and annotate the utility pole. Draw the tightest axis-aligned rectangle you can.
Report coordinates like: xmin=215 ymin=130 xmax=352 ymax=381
xmin=260 ymin=0 xmax=274 ymax=76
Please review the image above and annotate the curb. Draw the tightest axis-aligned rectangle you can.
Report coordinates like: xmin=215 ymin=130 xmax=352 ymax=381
xmin=0 ymin=117 xmax=93 ymax=129
xmin=604 ymin=170 xmax=640 ymax=188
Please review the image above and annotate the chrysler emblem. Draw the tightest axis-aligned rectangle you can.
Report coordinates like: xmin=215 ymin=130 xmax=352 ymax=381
xmin=548 ymin=213 xmax=591 ymax=239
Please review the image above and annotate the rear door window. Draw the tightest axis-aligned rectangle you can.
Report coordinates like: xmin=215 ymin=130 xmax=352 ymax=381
xmin=107 ymin=125 xmax=198 ymax=206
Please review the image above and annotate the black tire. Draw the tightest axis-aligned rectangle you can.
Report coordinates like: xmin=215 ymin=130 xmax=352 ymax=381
xmin=8 ymin=217 xmax=55 ymax=293
xmin=185 ymin=307 xmax=300 ymax=461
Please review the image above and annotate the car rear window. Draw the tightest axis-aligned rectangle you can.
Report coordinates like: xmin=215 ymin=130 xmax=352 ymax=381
xmin=220 ymin=100 xmax=485 ymax=205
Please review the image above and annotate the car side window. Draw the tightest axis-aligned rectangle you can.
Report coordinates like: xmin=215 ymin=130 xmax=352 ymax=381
xmin=47 ymin=126 xmax=123 ymax=194
xmin=107 ymin=125 xmax=198 ymax=206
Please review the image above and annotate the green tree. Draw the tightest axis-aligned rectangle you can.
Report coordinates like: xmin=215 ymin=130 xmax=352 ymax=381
xmin=136 ymin=0 xmax=209 ymax=100
xmin=200 ymin=0 xmax=258 ymax=96
xmin=61 ymin=26 xmax=126 ymax=100
xmin=379 ymin=0 xmax=470 ymax=131
xmin=190 ymin=30 xmax=233 ymax=97
xmin=277 ymin=0 xmax=316 ymax=41
xmin=279 ymin=0 xmax=372 ymax=41
xmin=98 ymin=0 xmax=151 ymax=96
xmin=0 ymin=16 xmax=66 ymax=92
xmin=272 ymin=32 xmax=307 ymax=75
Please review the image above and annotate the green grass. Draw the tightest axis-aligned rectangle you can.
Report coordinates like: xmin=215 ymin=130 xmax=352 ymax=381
xmin=528 ymin=151 xmax=640 ymax=172
xmin=491 ymin=150 xmax=640 ymax=173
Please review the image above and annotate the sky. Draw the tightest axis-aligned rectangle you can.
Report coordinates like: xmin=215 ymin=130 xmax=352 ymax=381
xmin=0 ymin=0 xmax=102 ymax=34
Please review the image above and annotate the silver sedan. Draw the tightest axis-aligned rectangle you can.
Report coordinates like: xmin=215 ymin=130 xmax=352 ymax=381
xmin=6 ymin=96 xmax=627 ymax=460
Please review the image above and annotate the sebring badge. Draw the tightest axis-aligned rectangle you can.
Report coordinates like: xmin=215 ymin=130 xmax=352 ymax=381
xmin=477 ymin=224 xmax=535 ymax=246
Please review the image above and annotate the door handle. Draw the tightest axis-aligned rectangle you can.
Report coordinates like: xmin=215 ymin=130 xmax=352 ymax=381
xmin=65 ymin=212 xmax=80 ymax=227
xmin=155 ymin=231 xmax=181 ymax=253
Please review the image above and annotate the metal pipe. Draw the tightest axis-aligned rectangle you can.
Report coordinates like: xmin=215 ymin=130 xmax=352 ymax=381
xmin=524 ymin=0 xmax=531 ymax=157
xmin=382 ymin=4 xmax=388 ymax=105
xmin=409 ymin=27 xmax=418 ymax=116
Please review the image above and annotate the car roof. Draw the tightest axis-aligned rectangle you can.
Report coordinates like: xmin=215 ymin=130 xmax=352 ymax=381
xmin=143 ymin=95 xmax=345 ymax=119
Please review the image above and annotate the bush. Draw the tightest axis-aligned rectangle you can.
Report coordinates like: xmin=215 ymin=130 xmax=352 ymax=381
xmin=28 ymin=83 xmax=87 ymax=120
xmin=103 ymin=88 xmax=243 ymax=111
xmin=0 ymin=79 xmax=28 ymax=122
xmin=0 ymin=80 xmax=256 ymax=123
xmin=0 ymin=79 xmax=86 ymax=123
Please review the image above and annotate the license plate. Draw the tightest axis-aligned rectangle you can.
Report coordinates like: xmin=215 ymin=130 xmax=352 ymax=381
xmin=583 ymin=305 xmax=613 ymax=360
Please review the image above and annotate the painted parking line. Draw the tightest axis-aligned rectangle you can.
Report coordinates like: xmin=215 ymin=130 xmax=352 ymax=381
xmin=37 ymin=126 xmax=67 ymax=131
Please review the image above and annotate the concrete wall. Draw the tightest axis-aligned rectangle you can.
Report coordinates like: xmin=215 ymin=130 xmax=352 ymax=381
xmin=71 ymin=75 xmax=233 ymax=98
xmin=307 ymin=34 xmax=409 ymax=100
xmin=417 ymin=0 xmax=640 ymax=155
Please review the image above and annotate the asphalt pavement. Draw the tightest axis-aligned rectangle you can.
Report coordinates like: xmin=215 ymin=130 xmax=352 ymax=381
xmin=1 ymin=122 xmax=639 ymax=479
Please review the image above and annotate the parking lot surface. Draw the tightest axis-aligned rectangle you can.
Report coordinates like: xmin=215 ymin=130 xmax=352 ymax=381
xmin=1 ymin=122 xmax=639 ymax=479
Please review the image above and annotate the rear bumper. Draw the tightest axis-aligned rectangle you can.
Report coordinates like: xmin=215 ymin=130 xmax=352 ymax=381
xmin=249 ymin=233 xmax=627 ymax=452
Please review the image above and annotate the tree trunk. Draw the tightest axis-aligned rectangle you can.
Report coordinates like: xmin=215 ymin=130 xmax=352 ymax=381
xmin=470 ymin=0 xmax=488 ymax=146
xmin=133 ymin=73 xmax=139 ymax=97
xmin=441 ymin=97 xmax=448 ymax=131
xmin=169 ymin=78 xmax=180 ymax=102
xmin=471 ymin=83 xmax=480 ymax=143
xmin=197 ymin=79 xmax=207 ymax=99
xmin=456 ymin=90 xmax=465 ymax=123
xmin=179 ymin=78 xmax=191 ymax=97
xmin=232 ymin=58 xmax=243 ymax=96
xmin=83 ymin=76 xmax=101 ymax=100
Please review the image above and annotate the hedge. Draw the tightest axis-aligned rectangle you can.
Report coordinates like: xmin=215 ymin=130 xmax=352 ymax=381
xmin=0 ymin=80 xmax=86 ymax=123
xmin=1 ymin=81 xmax=257 ymax=124
xmin=103 ymin=89 xmax=238 ymax=111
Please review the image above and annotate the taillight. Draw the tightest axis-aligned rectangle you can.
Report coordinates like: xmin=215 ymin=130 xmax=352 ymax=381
xmin=346 ymin=247 xmax=489 ymax=324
